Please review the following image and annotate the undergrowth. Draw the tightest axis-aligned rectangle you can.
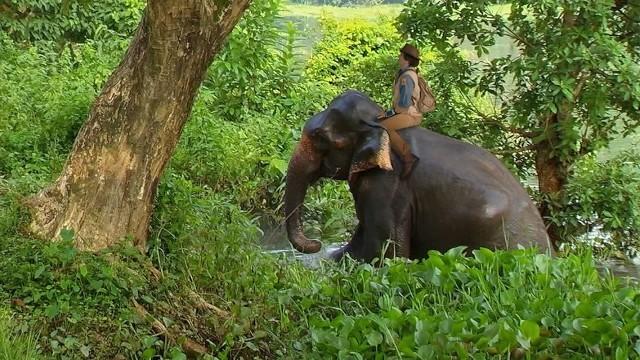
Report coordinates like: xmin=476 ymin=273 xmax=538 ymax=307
xmin=0 ymin=308 xmax=42 ymax=360
xmin=2 ymin=215 xmax=640 ymax=359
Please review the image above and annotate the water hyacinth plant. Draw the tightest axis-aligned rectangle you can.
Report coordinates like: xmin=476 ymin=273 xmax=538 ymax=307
xmin=277 ymin=248 xmax=640 ymax=359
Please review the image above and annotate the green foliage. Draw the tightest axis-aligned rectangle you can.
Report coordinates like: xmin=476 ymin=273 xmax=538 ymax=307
xmin=204 ymin=0 xmax=314 ymax=122
xmin=288 ymin=0 xmax=400 ymax=7
xmin=282 ymin=3 xmax=403 ymax=22
xmin=0 ymin=32 xmax=126 ymax=179
xmin=398 ymin=0 xmax=640 ymax=243
xmin=282 ymin=248 xmax=640 ymax=358
xmin=0 ymin=235 xmax=149 ymax=319
xmin=398 ymin=0 xmax=640 ymax=153
xmin=2 ymin=0 xmax=640 ymax=358
xmin=0 ymin=229 xmax=160 ymax=358
xmin=0 ymin=0 xmax=144 ymax=43
xmin=553 ymin=151 xmax=640 ymax=254
xmin=0 ymin=309 xmax=43 ymax=360
xmin=305 ymin=16 xmax=402 ymax=104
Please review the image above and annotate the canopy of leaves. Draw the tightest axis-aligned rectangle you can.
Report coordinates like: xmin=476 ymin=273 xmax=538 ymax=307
xmin=398 ymin=0 xmax=640 ymax=176
xmin=0 ymin=0 xmax=144 ymax=43
xmin=204 ymin=0 xmax=303 ymax=121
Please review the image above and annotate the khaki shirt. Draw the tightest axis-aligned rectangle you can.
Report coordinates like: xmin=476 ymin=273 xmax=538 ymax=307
xmin=392 ymin=67 xmax=421 ymax=117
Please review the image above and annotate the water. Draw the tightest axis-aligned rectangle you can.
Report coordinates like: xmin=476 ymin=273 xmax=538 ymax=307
xmin=260 ymin=222 xmax=346 ymax=268
xmin=596 ymin=259 xmax=640 ymax=283
xmin=260 ymin=222 xmax=640 ymax=280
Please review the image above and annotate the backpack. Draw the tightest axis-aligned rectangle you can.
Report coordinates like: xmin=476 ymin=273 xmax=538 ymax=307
xmin=408 ymin=69 xmax=436 ymax=113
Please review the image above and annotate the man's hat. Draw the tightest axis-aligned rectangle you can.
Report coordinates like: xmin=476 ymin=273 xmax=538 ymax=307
xmin=400 ymin=43 xmax=420 ymax=61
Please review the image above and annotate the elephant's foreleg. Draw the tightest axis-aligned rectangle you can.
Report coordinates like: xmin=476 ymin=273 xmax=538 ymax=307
xmin=329 ymin=225 xmax=361 ymax=261
xmin=345 ymin=175 xmax=399 ymax=263
xmin=388 ymin=212 xmax=411 ymax=258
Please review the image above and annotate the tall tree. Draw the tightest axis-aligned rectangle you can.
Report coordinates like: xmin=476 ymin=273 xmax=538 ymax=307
xmin=399 ymin=0 xmax=640 ymax=246
xmin=25 ymin=0 xmax=251 ymax=251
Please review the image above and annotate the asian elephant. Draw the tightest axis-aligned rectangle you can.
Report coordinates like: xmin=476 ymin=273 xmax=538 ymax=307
xmin=284 ymin=90 xmax=552 ymax=262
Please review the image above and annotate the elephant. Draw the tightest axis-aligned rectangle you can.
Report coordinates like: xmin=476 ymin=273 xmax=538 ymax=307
xmin=284 ymin=90 xmax=552 ymax=262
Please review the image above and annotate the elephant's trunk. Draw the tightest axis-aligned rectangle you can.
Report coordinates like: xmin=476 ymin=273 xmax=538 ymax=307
xmin=284 ymin=134 xmax=322 ymax=254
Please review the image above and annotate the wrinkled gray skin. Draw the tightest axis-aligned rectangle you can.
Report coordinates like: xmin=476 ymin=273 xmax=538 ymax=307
xmin=284 ymin=90 xmax=552 ymax=262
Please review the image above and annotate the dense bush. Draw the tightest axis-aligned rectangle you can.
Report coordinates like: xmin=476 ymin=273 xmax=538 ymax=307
xmin=552 ymin=151 xmax=640 ymax=255
xmin=288 ymin=0 xmax=404 ymax=6
xmin=0 ymin=33 xmax=126 ymax=180
xmin=304 ymin=16 xmax=401 ymax=103
xmin=286 ymin=248 xmax=640 ymax=358
xmin=204 ymin=0 xmax=303 ymax=122
xmin=0 ymin=0 xmax=144 ymax=43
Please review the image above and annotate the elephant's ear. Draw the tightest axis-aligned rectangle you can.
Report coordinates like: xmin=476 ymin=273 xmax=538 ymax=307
xmin=349 ymin=127 xmax=393 ymax=180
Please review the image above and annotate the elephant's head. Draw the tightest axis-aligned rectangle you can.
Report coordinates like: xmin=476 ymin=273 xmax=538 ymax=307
xmin=284 ymin=91 xmax=393 ymax=253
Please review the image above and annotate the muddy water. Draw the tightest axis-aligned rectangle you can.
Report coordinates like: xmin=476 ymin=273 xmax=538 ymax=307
xmin=260 ymin=223 xmax=640 ymax=281
xmin=260 ymin=222 xmax=346 ymax=268
xmin=595 ymin=259 xmax=640 ymax=283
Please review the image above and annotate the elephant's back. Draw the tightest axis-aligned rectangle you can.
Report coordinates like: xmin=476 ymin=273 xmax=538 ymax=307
xmin=400 ymin=127 xmax=518 ymax=188
xmin=399 ymin=127 xmax=551 ymax=252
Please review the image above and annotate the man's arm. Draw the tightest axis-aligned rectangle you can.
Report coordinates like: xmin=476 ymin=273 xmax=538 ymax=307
xmin=396 ymin=75 xmax=415 ymax=110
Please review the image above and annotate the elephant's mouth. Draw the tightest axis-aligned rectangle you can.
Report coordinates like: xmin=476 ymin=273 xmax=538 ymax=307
xmin=322 ymin=161 xmax=349 ymax=180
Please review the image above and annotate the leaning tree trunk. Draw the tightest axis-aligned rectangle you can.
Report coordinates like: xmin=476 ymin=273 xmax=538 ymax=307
xmin=25 ymin=0 xmax=251 ymax=251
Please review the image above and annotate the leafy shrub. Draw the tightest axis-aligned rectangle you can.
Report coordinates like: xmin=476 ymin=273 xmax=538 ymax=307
xmin=0 ymin=0 xmax=144 ymax=43
xmin=0 ymin=309 xmax=42 ymax=360
xmin=204 ymin=0 xmax=303 ymax=122
xmin=304 ymin=15 xmax=402 ymax=103
xmin=278 ymin=248 xmax=640 ymax=358
xmin=288 ymin=0 xmax=401 ymax=7
xmin=0 ymin=33 xmax=125 ymax=179
xmin=552 ymin=151 xmax=640 ymax=256
xmin=3 ymin=2 xmax=640 ymax=359
xmin=0 ymin=231 xmax=158 ymax=358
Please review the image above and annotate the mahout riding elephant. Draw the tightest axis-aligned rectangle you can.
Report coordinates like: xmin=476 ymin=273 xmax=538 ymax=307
xmin=284 ymin=90 xmax=552 ymax=262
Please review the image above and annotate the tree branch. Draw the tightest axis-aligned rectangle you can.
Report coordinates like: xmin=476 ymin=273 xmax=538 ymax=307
xmin=459 ymin=91 xmax=538 ymax=138
xmin=573 ymin=73 xmax=589 ymax=100
xmin=188 ymin=290 xmax=230 ymax=318
xmin=494 ymin=144 xmax=537 ymax=155
xmin=502 ymin=23 xmax=534 ymax=50
xmin=133 ymin=299 xmax=209 ymax=357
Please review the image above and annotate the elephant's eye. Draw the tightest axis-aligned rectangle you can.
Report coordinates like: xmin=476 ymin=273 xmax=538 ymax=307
xmin=310 ymin=129 xmax=330 ymax=150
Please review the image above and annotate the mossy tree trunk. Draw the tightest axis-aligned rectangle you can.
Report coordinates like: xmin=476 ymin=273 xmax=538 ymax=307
xmin=25 ymin=0 xmax=251 ymax=251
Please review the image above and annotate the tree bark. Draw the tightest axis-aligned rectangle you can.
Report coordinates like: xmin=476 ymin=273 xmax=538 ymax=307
xmin=536 ymin=78 xmax=577 ymax=248
xmin=536 ymin=97 xmax=573 ymax=249
xmin=535 ymin=131 xmax=567 ymax=249
xmin=24 ymin=0 xmax=251 ymax=251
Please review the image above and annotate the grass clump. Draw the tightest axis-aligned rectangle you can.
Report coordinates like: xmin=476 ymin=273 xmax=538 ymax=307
xmin=0 ymin=308 xmax=43 ymax=360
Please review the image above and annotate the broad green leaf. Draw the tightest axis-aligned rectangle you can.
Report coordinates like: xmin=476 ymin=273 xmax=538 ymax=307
xmin=366 ymin=331 xmax=383 ymax=346
xmin=520 ymin=320 xmax=540 ymax=341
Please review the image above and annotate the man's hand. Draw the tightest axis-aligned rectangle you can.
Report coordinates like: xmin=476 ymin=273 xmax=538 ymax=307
xmin=377 ymin=109 xmax=395 ymax=119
